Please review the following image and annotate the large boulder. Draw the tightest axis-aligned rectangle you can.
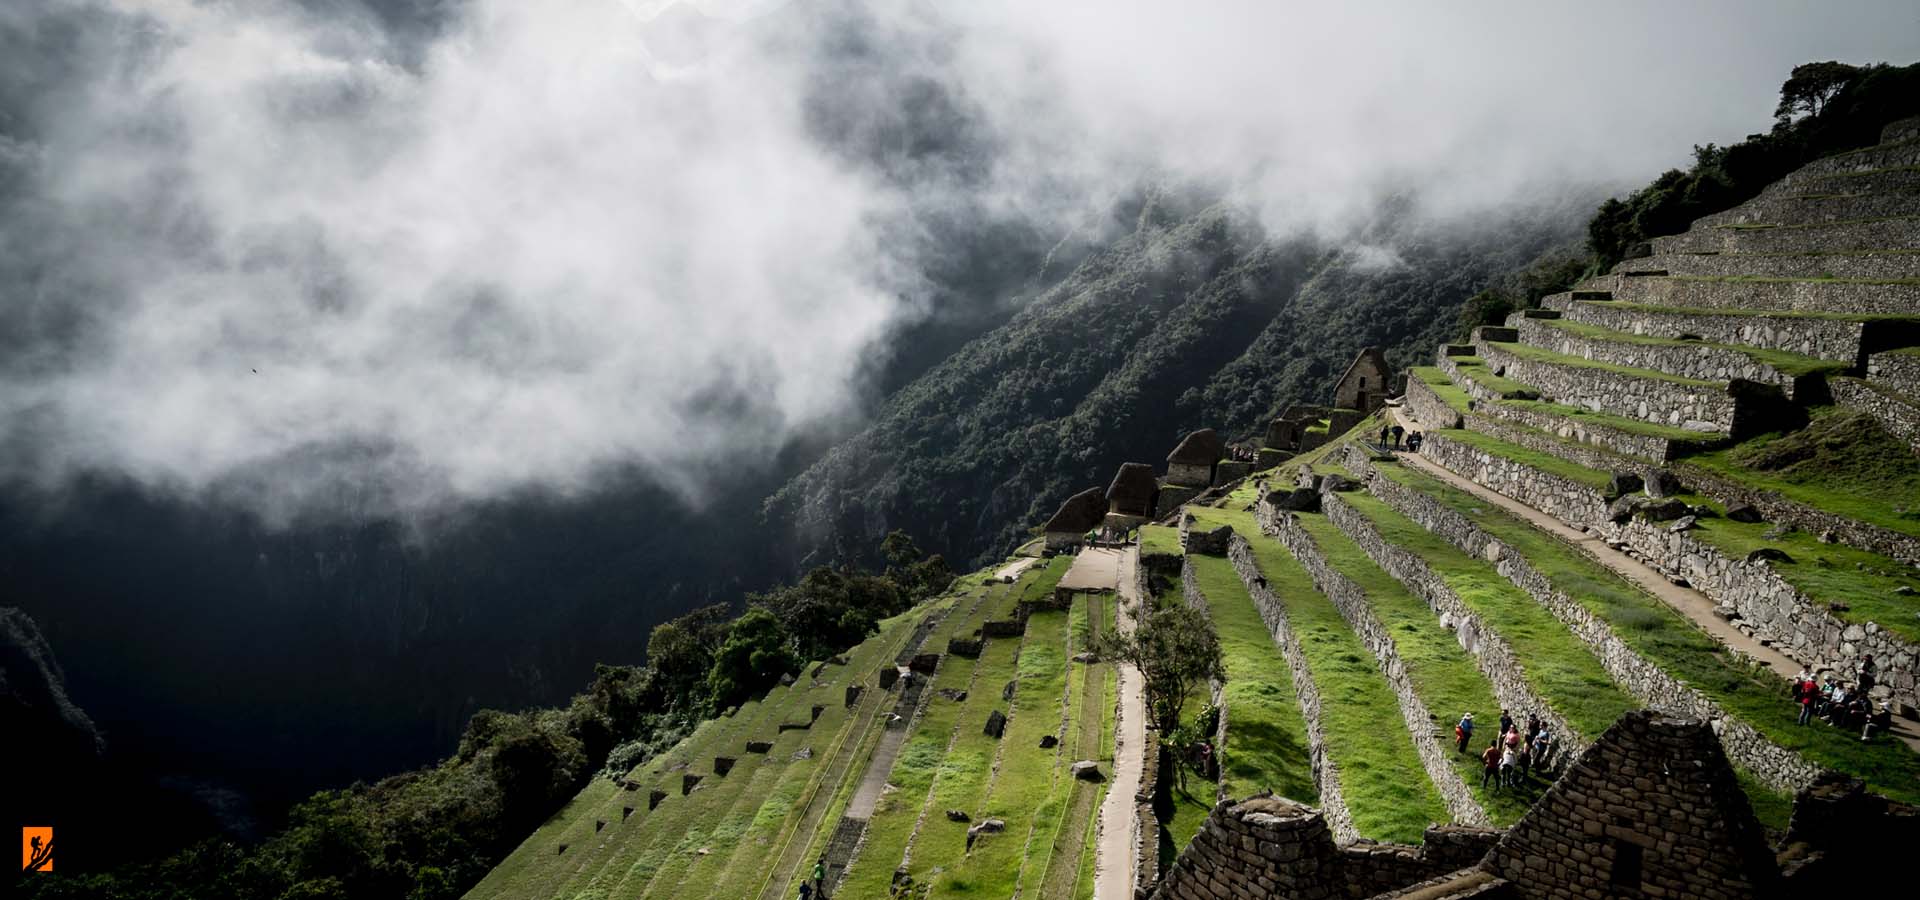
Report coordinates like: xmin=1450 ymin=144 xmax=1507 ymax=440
xmin=1746 ymin=547 xmax=1795 ymax=565
xmin=1726 ymin=503 xmax=1766 ymax=524
xmin=1644 ymin=469 xmax=1684 ymax=499
xmin=1638 ymin=498 xmax=1691 ymax=522
xmin=1607 ymin=495 xmax=1646 ymax=523
xmin=1071 ymin=760 xmax=1104 ymax=782
xmin=965 ymin=818 xmax=1006 ymax=850
xmin=1607 ymin=470 xmax=1644 ymax=498
xmin=984 ymin=710 xmax=1007 ymax=739
xmin=1275 ymin=488 xmax=1321 ymax=513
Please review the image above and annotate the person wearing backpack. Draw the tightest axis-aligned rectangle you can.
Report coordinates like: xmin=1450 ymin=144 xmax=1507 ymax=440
xmin=1455 ymin=712 xmax=1474 ymax=754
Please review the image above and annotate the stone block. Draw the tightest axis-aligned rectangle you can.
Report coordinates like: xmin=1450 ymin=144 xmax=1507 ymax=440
xmin=984 ymin=709 xmax=1006 ymax=738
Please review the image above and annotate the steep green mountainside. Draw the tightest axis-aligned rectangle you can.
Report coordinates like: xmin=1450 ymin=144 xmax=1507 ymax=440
xmin=768 ymin=193 xmax=1595 ymax=568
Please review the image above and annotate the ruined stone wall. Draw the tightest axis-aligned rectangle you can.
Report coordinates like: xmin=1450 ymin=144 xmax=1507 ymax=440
xmin=1868 ymin=349 xmax=1920 ymax=397
xmin=1416 ymin=432 xmax=1612 ymax=528
xmin=1615 ymin=250 xmax=1920 ymax=281
xmin=1511 ymin=317 xmax=1797 ymax=392
xmin=1226 ymin=535 xmax=1359 ymax=844
xmin=1673 ymin=462 xmax=1920 ymax=566
xmin=1149 ymin=797 xmax=1347 ymax=900
xmin=1318 ymin=490 xmax=1587 ymax=766
xmin=1833 ymin=377 xmax=1920 ymax=455
xmin=1562 ymin=299 xmax=1867 ymax=364
xmin=1167 ymin=462 xmax=1215 ymax=489
xmin=1340 ymin=445 xmax=1823 ymax=792
xmin=1475 ymin=340 xmax=1735 ymax=433
xmin=1603 ymin=515 xmax=1919 ymax=710
xmin=1136 ymin=729 xmax=1163 ymax=898
xmin=1652 ymin=218 xmax=1920 ymax=264
xmin=1257 ymin=498 xmax=1488 ymax=827
xmin=1400 ymin=375 xmax=1463 ymax=431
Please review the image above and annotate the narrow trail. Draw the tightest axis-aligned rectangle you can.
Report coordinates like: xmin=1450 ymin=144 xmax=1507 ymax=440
xmin=1095 ymin=545 xmax=1147 ymax=900
xmin=1388 ymin=408 xmax=1920 ymax=754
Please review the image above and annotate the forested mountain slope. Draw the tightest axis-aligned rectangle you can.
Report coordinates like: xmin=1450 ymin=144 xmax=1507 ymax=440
xmin=768 ymin=190 xmax=1598 ymax=568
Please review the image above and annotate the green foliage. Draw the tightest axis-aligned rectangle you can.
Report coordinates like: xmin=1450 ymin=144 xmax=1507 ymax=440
xmin=1455 ymin=254 xmax=1590 ymax=338
xmin=706 ymin=607 xmax=802 ymax=710
xmin=1588 ymin=61 xmax=1919 ymax=269
xmin=643 ymin=603 xmax=731 ymax=714
xmin=1101 ymin=601 xmax=1226 ymax=734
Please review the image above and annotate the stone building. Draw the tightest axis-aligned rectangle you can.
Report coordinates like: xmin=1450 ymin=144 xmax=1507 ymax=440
xmin=1041 ymin=486 xmax=1107 ymax=551
xmin=1165 ymin=428 xmax=1225 ymax=488
xmin=1105 ymin=462 xmax=1159 ymax=531
xmin=1333 ymin=346 xmax=1393 ymax=414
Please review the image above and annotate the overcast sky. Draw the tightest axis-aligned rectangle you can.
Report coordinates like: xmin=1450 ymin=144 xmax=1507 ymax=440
xmin=1 ymin=0 xmax=1914 ymax=522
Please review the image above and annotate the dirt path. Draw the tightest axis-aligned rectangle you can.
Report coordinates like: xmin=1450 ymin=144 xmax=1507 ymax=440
xmin=1095 ymin=545 xmax=1147 ymax=900
xmin=1388 ymin=408 xmax=1920 ymax=753
xmin=994 ymin=556 xmax=1041 ymax=583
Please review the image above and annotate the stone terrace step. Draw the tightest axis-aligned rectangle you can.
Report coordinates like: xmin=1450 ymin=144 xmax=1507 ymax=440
xmin=1652 ymin=216 xmax=1920 ymax=255
xmin=1789 ymin=137 xmax=1920 ymax=179
xmin=1869 ymin=347 xmax=1920 ymax=397
xmin=1612 ymin=250 xmax=1920 ymax=281
xmin=1887 ymin=117 xmax=1920 ymax=145
xmin=1472 ymin=335 xmax=1740 ymax=433
xmin=1507 ymin=315 xmax=1841 ymax=399
xmin=1694 ymin=188 xmax=1920 ymax=230
xmin=1592 ymin=272 xmax=1920 ymax=316
xmin=1768 ymin=165 xmax=1920 ymax=202
xmin=1556 ymin=300 xmax=1920 ymax=365
xmin=1831 ymin=375 xmax=1920 ymax=456
xmin=1411 ymin=364 xmax=1720 ymax=464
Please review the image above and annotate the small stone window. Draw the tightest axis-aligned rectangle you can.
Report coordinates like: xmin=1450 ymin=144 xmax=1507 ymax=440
xmin=1359 ymin=376 xmax=1368 ymax=389
xmin=1610 ymin=840 xmax=1643 ymax=889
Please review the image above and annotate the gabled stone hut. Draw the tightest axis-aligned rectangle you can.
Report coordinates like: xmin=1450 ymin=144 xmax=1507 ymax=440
xmin=1333 ymin=346 xmax=1393 ymax=414
xmin=1165 ymin=428 xmax=1225 ymax=487
xmin=1105 ymin=462 xmax=1159 ymax=530
xmin=1042 ymin=486 xmax=1107 ymax=551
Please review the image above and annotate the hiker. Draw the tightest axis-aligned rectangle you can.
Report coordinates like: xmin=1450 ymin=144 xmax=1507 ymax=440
xmin=1455 ymin=712 xmax=1474 ymax=754
xmin=1499 ymin=743 xmax=1518 ymax=788
xmin=799 ymin=881 xmax=814 ymax=900
xmin=1525 ymin=714 xmax=1541 ymax=744
xmin=1531 ymin=727 xmax=1552 ymax=770
xmin=1379 ymin=424 xmax=1392 ymax=450
xmin=813 ymin=859 xmax=827 ymax=898
xmin=1498 ymin=709 xmax=1513 ymax=737
xmin=1515 ymin=743 xmax=1533 ymax=782
xmin=1390 ymin=424 xmax=1405 ymax=450
xmin=1480 ymin=738 xmax=1501 ymax=789
xmin=1797 ymin=679 xmax=1817 ymax=725
xmin=1503 ymin=724 xmax=1523 ymax=751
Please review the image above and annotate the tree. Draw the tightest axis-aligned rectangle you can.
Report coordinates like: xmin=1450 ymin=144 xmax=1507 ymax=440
xmin=1100 ymin=603 xmax=1225 ymax=738
xmin=705 ymin=608 xmax=800 ymax=710
xmin=1775 ymin=61 xmax=1860 ymax=124
xmin=644 ymin=603 xmax=731 ymax=711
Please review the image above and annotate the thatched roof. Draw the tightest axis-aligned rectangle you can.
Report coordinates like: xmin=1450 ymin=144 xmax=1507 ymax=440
xmin=1105 ymin=463 xmax=1158 ymax=515
xmin=1043 ymin=487 xmax=1107 ymax=534
xmin=1166 ymin=428 xmax=1224 ymax=466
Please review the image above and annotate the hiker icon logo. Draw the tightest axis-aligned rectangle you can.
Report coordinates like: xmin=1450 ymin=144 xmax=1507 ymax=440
xmin=22 ymin=827 xmax=53 ymax=873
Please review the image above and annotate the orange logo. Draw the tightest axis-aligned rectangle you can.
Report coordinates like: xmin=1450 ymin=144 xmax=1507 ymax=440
xmin=21 ymin=827 xmax=53 ymax=873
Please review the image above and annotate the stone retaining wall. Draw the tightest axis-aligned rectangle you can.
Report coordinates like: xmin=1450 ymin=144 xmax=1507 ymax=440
xmin=1791 ymin=136 xmax=1920 ymax=177
xmin=1458 ymin=409 xmax=1641 ymax=476
xmin=1560 ymin=298 xmax=1868 ymax=365
xmin=1464 ymin=395 xmax=1685 ymax=462
xmin=1317 ymin=490 xmax=1587 ymax=766
xmin=1401 ymin=375 xmax=1463 ymax=431
xmin=1693 ymin=190 xmax=1920 ymax=229
xmin=1136 ymin=729 xmax=1162 ymax=898
xmin=1832 ymin=377 xmax=1920 ymax=455
xmin=1475 ymin=339 xmax=1736 ymax=433
xmin=1339 ymin=445 xmax=1824 ymax=792
xmin=1225 ymin=535 xmax=1359 ymax=844
xmin=1256 ymin=498 xmax=1488 ymax=827
xmin=1613 ymin=267 xmax=1920 ymax=314
xmin=1416 ymin=431 xmax=1612 ymax=528
xmin=1604 ymin=514 xmax=1919 ymax=710
xmin=1613 ymin=250 xmax=1920 ymax=281
xmin=1510 ymin=317 xmax=1801 ymax=394
xmin=1868 ymin=349 xmax=1920 ymax=398
xmin=1673 ymin=462 xmax=1920 ymax=566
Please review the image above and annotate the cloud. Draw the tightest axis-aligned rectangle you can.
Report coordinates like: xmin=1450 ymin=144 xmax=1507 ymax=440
xmin=1 ymin=0 xmax=1914 ymax=522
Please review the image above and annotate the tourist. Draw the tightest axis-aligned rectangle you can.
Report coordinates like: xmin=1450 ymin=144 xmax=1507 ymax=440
xmin=1408 ymin=431 xmax=1423 ymax=453
xmin=1859 ymin=654 xmax=1878 ymax=694
xmin=1504 ymin=725 xmax=1522 ymax=752
xmin=1456 ymin=712 xmax=1474 ymax=754
xmin=1498 ymin=708 xmax=1513 ymax=737
xmin=1797 ymin=679 xmax=1817 ymax=725
xmin=1391 ymin=424 xmax=1405 ymax=449
xmin=1379 ymin=424 xmax=1392 ymax=450
xmin=1499 ymin=743 xmax=1518 ymax=788
xmin=1515 ymin=743 xmax=1532 ymax=782
xmin=1481 ymin=738 xmax=1501 ymax=789
xmin=1865 ymin=702 xmax=1893 ymax=742
xmin=1531 ymin=727 xmax=1552 ymax=769
xmin=1525 ymin=714 xmax=1541 ymax=744
xmin=799 ymin=881 xmax=814 ymax=900
xmin=813 ymin=859 xmax=827 ymax=898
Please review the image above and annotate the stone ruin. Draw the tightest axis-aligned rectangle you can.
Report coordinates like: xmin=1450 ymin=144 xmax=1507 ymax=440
xmin=1148 ymin=709 xmax=1912 ymax=900
xmin=1043 ymin=485 xmax=1109 ymax=551
xmin=1105 ymin=461 xmax=1160 ymax=531
xmin=1166 ymin=428 xmax=1227 ymax=489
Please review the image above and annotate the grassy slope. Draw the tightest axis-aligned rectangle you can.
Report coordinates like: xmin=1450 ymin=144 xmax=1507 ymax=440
xmin=1687 ymin=406 xmax=1920 ymax=542
xmin=1290 ymin=512 xmax=1534 ymax=825
xmin=1235 ymin=526 xmax=1450 ymax=843
xmin=1140 ymin=524 xmax=1183 ymax=561
xmin=1332 ymin=490 xmax=1640 ymax=740
xmin=1372 ymin=458 xmax=1920 ymax=803
xmin=1182 ymin=508 xmax=1317 ymax=804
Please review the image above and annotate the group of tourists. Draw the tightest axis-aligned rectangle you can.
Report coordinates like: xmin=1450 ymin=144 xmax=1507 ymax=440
xmin=1793 ymin=657 xmax=1895 ymax=742
xmin=1377 ymin=424 xmax=1424 ymax=453
xmin=1228 ymin=444 xmax=1260 ymax=463
xmin=1457 ymin=709 xmax=1553 ymax=792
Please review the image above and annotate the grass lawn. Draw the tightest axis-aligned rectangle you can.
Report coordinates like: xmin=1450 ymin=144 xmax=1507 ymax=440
xmin=1140 ymin=524 xmax=1183 ymax=562
xmin=1332 ymin=491 xmax=1639 ymax=741
xmin=1371 ymin=459 xmax=1920 ymax=804
xmin=1290 ymin=513 xmax=1536 ymax=825
xmin=1234 ymin=527 xmax=1451 ymax=842
xmin=1684 ymin=406 xmax=1920 ymax=542
xmin=1446 ymin=357 xmax=1540 ymax=399
xmin=1183 ymin=549 xmax=1317 ymax=805
xmin=1031 ymin=594 xmax=1113 ymax=898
